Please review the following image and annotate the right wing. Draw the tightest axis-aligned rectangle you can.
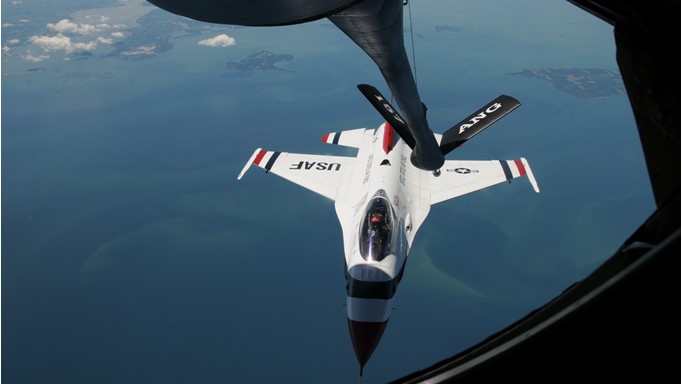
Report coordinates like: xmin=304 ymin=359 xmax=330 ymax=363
xmin=429 ymin=158 xmax=539 ymax=205
xmin=237 ymin=149 xmax=355 ymax=201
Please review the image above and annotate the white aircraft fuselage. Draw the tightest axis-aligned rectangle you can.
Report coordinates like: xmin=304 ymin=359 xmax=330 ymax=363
xmin=332 ymin=124 xmax=429 ymax=369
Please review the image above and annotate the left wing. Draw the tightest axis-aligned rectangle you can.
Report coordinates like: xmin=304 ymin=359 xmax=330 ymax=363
xmin=237 ymin=149 xmax=355 ymax=201
xmin=429 ymin=158 xmax=539 ymax=205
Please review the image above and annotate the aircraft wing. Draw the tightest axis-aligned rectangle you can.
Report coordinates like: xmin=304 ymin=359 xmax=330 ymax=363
xmin=429 ymin=158 xmax=540 ymax=205
xmin=237 ymin=148 xmax=354 ymax=201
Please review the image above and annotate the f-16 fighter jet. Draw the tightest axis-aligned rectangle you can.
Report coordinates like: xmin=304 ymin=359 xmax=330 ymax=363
xmin=238 ymin=84 xmax=540 ymax=375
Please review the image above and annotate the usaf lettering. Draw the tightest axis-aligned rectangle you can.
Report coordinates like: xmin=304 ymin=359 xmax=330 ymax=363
xmin=290 ymin=161 xmax=341 ymax=171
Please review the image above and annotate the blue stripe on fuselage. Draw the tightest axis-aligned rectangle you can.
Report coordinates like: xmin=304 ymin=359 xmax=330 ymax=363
xmin=344 ymin=261 xmax=407 ymax=300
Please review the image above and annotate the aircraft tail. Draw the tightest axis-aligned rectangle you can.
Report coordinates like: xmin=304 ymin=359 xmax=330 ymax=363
xmin=357 ymin=84 xmax=523 ymax=164
xmin=439 ymin=95 xmax=521 ymax=156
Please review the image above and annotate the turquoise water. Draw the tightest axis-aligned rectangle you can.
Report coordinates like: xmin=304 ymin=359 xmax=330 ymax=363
xmin=2 ymin=0 xmax=655 ymax=383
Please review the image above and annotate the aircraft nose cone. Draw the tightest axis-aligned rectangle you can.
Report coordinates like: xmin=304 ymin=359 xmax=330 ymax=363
xmin=348 ymin=319 xmax=389 ymax=375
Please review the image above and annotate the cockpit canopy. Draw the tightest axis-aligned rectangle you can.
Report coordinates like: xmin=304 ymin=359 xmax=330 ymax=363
xmin=359 ymin=190 xmax=398 ymax=261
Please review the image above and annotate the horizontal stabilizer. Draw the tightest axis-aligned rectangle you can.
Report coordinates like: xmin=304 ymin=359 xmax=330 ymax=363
xmin=439 ymin=95 xmax=521 ymax=156
xmin=357 ymin=84 xmax=416 ymax=149
xmin=322 ymin=128 xmax=367 ymax=148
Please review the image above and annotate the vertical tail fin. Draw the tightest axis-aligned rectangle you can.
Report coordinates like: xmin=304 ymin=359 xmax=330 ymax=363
xmin=383 ymin=122 xmax=395 ymax=154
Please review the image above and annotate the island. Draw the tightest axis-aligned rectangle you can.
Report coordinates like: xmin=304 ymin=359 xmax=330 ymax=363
xmin=510 ymin=68 xmax=625 ymax=98
xmin=108 ymin=9 xmax=220 ymax=61
xmin=1 ymin=67 xmax=47 ymax=77
xmin=225 ymin=50 xmax=295 ymax=72
xmin=435 ymin=25 xmax=462 ymax=33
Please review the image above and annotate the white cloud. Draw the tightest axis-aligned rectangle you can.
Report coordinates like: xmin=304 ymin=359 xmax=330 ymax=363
xmin=2 ymin=46 xmax=12 ymax=54
xmin=3 ymin=23 xmax=16 ymax=27
xmin=97 ymin=36 xmax=113 ymax=44
xmin=198 ymin=34 xmax=236 ymax=48
xmin=7 ymin=38 xmax=20 ymax=44
xmin=48 ymin=19 xmax=98 ymax=35
xmin=30 ymin=34 xmax=72 ymax=51
xmin=23 ymin=52 xmax=50 ymax=62
xmin=111 ymin=32 xmax=124 ymax=38
xmin=29 ymin=33 xmax=97 ymax=53
xmin=121 ymin=45 xmax=157 ymax=57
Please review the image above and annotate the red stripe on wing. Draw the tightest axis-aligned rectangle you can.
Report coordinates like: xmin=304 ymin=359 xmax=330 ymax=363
xmin=514 ymin=159 xmax=527 ymax=176
xmin=253 ymin=150 xmax=267 ymax=166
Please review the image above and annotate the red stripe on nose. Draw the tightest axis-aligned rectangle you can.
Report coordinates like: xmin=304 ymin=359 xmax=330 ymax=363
xmin=348 ymin=319 xmax=389 ymax=375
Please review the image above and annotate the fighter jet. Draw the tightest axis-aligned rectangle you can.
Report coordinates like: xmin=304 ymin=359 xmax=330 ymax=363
xmin=237 ymin=84 xmax=540 ymax=374
xmin=146 ymin=0 xmax=446 ymax=170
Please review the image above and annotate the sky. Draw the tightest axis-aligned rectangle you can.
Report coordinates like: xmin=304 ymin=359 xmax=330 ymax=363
xmin=1 ymin=0 xmax=656 ymax=383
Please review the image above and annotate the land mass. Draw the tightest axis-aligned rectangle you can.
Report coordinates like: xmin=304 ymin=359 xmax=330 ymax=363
xmin=225 ymin=50 xmax=294 ymax=72
xmin=511 ymin=68 xmax=625 ymax=98
xmin=1 ymin=67 xmax=47 ymax=76
xmin=435 ymin=25 xmax=462 ymax=33
xmin=107 ymin=9 xmax=205 ymax=61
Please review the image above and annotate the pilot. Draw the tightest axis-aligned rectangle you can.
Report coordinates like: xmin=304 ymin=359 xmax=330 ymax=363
xmin=370 ymin=213 xmax=384 ymax=239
